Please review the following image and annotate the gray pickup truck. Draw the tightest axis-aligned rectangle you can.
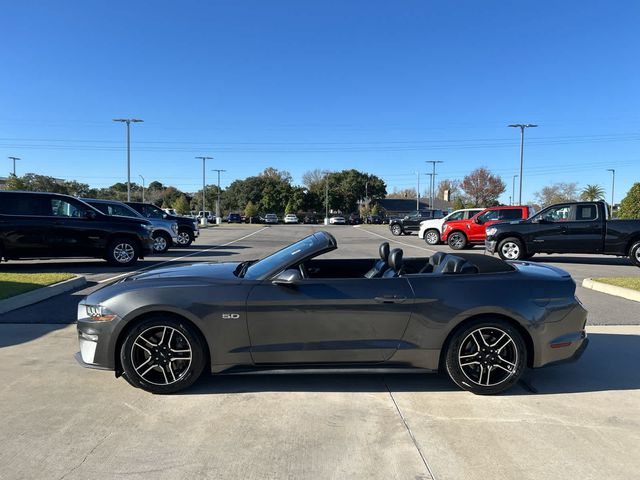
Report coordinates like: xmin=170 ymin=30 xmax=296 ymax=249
xmin=485 ymin=201 xmax=640 ymax=266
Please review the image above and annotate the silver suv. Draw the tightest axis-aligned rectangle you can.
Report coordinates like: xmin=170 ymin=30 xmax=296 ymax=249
xmin=83 ymin=198 xmax=178 ymax=254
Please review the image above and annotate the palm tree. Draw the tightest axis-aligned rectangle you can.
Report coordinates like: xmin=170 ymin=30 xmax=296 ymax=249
xmin=580 ymin=184 xmax=605 ymax=201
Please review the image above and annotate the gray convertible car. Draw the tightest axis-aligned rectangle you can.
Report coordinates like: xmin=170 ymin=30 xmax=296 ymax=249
xmin=76 ymin=231 xmax=588 ymax=395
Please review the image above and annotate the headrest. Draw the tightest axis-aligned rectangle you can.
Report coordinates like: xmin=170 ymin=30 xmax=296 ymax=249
xmin=379 ymin=242 xmax=390 ymax=262
xmin=388 ymin=248 xmax=404 ymax=271
xmin=429 ymin=252 xmax=447 ymax=266
xmin=437 ymin=255 xmax=479 ymax=274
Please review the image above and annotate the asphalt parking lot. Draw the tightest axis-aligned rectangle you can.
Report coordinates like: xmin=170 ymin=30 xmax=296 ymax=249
xmin=1 ymin=225 xmax=639 ymax=479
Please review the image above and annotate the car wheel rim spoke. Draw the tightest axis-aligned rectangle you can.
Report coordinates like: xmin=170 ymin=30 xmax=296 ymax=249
xmin=114 ymin=243 xmax=134 ymax=263
xmin=502 ymin=242 xmax=519 ymax=259
xmin=178 ymin=232 xmax=190 ymax=244
xmin=154 ymin=237 xmax=167 ymax=250
xmin=131 ymin=326 xmax=193 ymax=386
xmin=458 ymin=327 xmax=518 ymax=387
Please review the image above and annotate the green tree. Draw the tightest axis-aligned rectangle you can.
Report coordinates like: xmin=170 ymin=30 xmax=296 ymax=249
xmin=617 ymin=183 xmax=640 ymax=219
xmin=173 ymin=195 xmax=190 ymax=215
xmin=452 ymin=197 xmax=466 ymax=210
xmin=461 ymin=168 xmax=506 ymax=207
xmin=244 ymin=201 xmax=258 ymax=222
xmin=580 ymin=184 xmax=605 ymax=201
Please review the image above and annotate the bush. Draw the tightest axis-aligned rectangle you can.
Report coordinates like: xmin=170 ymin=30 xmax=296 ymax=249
xmin=617 ymin=183 xmax=640 ymax=219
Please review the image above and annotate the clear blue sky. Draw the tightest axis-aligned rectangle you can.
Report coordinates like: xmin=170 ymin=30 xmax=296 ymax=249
xmin=1 ymin=0 xmax=638 ymax=204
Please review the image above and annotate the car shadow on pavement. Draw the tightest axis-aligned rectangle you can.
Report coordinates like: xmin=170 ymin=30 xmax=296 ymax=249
xmin=180 ymin=333 xmax=640 ymax=396
xmin=529 ymin=256 xmax=633 ymax=267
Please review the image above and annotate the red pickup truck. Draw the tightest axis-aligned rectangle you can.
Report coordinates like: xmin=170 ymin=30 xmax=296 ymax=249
xmin=441 ymin=205 xmax=535 ymax=250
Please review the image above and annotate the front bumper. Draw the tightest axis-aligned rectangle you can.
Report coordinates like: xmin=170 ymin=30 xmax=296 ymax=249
xmin=485 ymin=238 xmax=498 ymax=254
xmin=141 ymin=236 xmax=154 ymax=256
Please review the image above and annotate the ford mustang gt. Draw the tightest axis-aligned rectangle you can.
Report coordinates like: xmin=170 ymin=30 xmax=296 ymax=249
xmin=75 ymin=231 xmax=588 ymax=395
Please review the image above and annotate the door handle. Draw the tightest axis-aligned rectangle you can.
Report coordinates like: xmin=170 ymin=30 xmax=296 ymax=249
xmin=560 ymin=226 xmax=568 ymax=234
xmin=374 ymin=295 xmax=407 ymax=304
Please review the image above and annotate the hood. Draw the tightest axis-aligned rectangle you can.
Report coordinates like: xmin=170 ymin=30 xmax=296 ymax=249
xmin=125 ymin=262 xmax=242 ymax=282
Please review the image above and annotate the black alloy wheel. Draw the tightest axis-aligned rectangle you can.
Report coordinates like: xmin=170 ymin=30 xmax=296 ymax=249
xmin=445 ymin=319 xmax=526 ymax=395
xmin=447 ymin=231 xmax=468 ymax=250
xmin=120 ymin=316 xmax=206 ymax=394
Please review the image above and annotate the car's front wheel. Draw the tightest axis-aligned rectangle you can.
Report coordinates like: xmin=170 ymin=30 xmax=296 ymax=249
xmin=630 ymin=241 xmax=640 ymax=268
xmin=106 ymin=237 xmax=139 ymax=266
xmin=175 ymin=228 xmax=194 ymax=247
xmin=445 ymin=319 xmax=526 ymax=395
xmin=497 ymin=237 xmax=526 ymax=261
xmin=447 ymin=231 xmax=467 ymax=250
xmin=152 ymin=231 xmax=171 ymax=254
xmin=424 ymin=229 xmax=440 ymax=245
xmin=390 ymin=224 xmax=403 ymax=236
xmin=120 ymin=316 xmax=206 ymax=394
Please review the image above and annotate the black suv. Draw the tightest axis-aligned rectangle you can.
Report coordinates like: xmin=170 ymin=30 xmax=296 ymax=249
xmin=0 ymin=191 xmax=154 ymax=266
xmin=125 ymin=202 xmax=199 ymax=247
xmin=388 ymin=209 xmax=445 ymax=236
xmin=227 ymin=213 xmax=242 ymax=223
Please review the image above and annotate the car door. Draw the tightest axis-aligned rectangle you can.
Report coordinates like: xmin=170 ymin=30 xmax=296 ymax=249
xmin=246 ymin=276 xmax=415 ymax=364
xmin=0 ymin=193 xmax=52 ymax=258
xmin=468 ymin=209 xmax=500 ymax=241
xmin=527 ymin=204 xmax=573 ymax=252
xmin=566 ymin=204 xmax=603 ymax=253
xmin=47 ymin=197 xmax=104 ymax=256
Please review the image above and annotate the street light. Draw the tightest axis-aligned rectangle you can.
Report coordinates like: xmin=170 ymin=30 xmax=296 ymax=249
xmin=425 ymin=161 xmax=443 ymax=209
xmin=195 ymin=156 xmax=213 ymax=214
xmin=508 ymin=124 xmax=538 ymax=205
xmin=512 ymin=174 xmax=518 ymax=205
xmin=8 ymin=156 xmax=20 ymax=176
xmin=211 ymin=169 xmax=226 ymax=224
xmin=607 ymin=169 xmax=616 ymax=218
xmin=113 ymin=118 xmax=144 ymax=201
xmin=139 ymin=175 xmax=145 ymax=202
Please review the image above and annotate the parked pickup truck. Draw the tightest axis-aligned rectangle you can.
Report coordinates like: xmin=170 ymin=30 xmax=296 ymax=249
xmin=485 ymin=201 xmax=640 ymax=266
xmin=441 ymin=205 xmax=535 ymax=250
xmin=389 ymin=209 xmax=445 ymax=236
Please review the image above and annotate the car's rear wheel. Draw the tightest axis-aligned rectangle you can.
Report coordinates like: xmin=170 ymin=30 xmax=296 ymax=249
xmin=120 ymin=316 xmax=206 ymax=394
xmin=106 ymin=237 xmax=139 ymax=266
xmin=390 ymin=224 xmax=403 ymax=236
xmin=497 ymin=237 xmax=525 ymax=260
xmin=445 ymin=319 xmax=526 ymax=395
xmin=629 ymin=241 xmax=640 ymax=267
xmin=424 ymin=229 xmax=440 ymax=245
xmin=447 ymin=231 xmax=467 ymax=250
xmin=176 ymin=229 xmax=193 ymax=247
xmin=152 ymin=231 xmax=171 ymax=254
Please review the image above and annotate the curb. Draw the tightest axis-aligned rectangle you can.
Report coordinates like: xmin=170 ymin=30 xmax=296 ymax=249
xmin=0 ymin=275 xmax=87 ymax=314
xmin=582 ymin=278 xmax=640 ymax=303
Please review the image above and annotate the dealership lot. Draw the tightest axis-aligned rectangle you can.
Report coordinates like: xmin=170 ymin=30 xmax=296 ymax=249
xmin=1 ymin=225 xmax=639 ymax=479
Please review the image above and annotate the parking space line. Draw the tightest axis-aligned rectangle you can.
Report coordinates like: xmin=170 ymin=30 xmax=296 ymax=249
xmin=98 ymin=226 xmax=270 ymax=284
xmin=356 ymin=227 xmax=438 ymax=254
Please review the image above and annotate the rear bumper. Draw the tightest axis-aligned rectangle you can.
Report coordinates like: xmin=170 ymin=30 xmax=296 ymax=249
xmin=532 ymin=302 xmax=589 ymax=368
xmin=538 ymin=337 xmax=589 ymax=368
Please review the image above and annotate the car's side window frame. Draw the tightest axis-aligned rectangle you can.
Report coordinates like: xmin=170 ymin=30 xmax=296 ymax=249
xmin=572 ymin=204 xmax=598 ymax=222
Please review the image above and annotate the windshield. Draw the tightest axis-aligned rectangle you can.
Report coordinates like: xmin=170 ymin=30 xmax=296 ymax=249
xmin=243 ymin=234 xmax=324 ymax=279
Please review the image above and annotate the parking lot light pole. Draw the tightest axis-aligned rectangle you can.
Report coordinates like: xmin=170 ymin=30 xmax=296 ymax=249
xmin=139 ymin=175 xmax=145 ymax=202
xmin=325 ymin=173 xmax=330 ymax=225
xmin=113 ymin=118 xmax=143 ymax=201
xmin=508 ymin=124 xmax=537 ymax=205
xmin=8 ymin=156 xmax=20 ymax=176
xmin=416 ymin=172 xmax=420 ymax=210
xmin=607 ymin=169 xmax=616 ymax=218
xmin=211 ymin=169 xmax=226 ymax=224
xmin=512 ymin=175 xmax=518 ymax=205
xmin=195 ymin=156 xmax=213 ymax=215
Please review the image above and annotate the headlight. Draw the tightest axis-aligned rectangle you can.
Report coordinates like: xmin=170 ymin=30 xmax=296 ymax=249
xmin=85 ymin=305 xmax=117 ymax=322
xmin=442 ymin=224 xmax=450 ymax=231
xmin=171 ymin=223 xmax=178 ymax=233
xmin=486 ymin=227 xmax=497 ymax=236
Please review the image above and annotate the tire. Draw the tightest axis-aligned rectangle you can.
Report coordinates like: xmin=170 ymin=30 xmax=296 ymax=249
xmin=175 ymin=228 xmax=194 ymax=247
xmin=424 ymin=229 xmax=441 ymax=245
xmin=445 ymin=318 xmax=526 ymax=395
xmin=120 ymin=316 xmax=206 ymax=394
xmin=390 ymin=224 xmax=403 ymax=236
xmin=630 ymin=241 xmax=640 ymax=267
xmin=152 ymin=231 xmax=171 ymax=254
xmin=497 ymin=237 xmax=525 ymax=261
xmin=106 ymin=237 xmax=139 ymax=266
xmin=447 ymin=231 xmax=468 ymax=250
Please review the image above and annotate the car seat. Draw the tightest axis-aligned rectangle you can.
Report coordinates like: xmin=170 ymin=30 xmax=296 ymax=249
xmin=419 ymin=252 xmax=448 ymax=273
xmin=382 ymin=249 xmax=404 ymax=278
xmin=364 ymin=242 xmax=391 ymax=278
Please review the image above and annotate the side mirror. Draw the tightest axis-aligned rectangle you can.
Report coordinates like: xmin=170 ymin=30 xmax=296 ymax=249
xmin=85 ymin=210 xmax=96 ymax=220
xmin=475 ymin=217 xmax=484 ymax=225
xmin=163 ymin=213 xmax=168 ymax=219
xmin=272 ymin=269 xmax=302 ymax=286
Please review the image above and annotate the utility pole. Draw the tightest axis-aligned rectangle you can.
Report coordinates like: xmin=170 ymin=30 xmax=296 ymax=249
xmin=607 ymin=169 xmax=616 ymax=218
xmin=416 ymin=172 xmax=420 ymax=210
xmin=211 ymin=169 xmax=226 ymax=224
xmin=512 ymin=174 xmax=518 ymax=205
xmin=508 ymin=124 xmax=537 ymax=205
xmin=139 ymin=175 xmax=145 ymax=202
xmin=425 ymin=161 xmax=443 ymax=210
xmin=113 ymin=118 xmax=143 ymax=201
xmin=8 ymin=156 xmax=20 ymax=176
xmin=325 ymin=173 xmax=330 ymax=225
xmin=195 ymin=156 xmax=213 ymax=214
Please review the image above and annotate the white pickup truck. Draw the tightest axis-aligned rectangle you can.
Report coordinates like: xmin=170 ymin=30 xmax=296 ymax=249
xmin=418 ymin=208 xmax=483 ymax=245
